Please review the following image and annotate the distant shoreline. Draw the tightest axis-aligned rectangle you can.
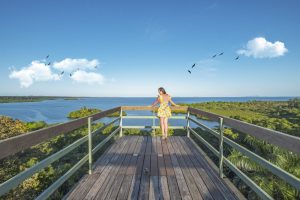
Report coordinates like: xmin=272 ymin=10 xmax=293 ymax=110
xmin=0 ymin=95 xmax=298 ymax=104
xmin=0 ymin=96 xmax=80 ymax=103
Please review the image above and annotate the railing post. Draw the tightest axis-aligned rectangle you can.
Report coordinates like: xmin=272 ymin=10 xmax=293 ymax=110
xmin=119 ymin=107 xmax=123 ymax=137
xmin=219 ymin=117 xmax=224 ymax=178
xmin=88 ymin=117 xmax=93 ymax=175
xmin=186 ymin=110 xmax=190 ymax=137
xmin=152 ymin=109 xmax=155 ymax=135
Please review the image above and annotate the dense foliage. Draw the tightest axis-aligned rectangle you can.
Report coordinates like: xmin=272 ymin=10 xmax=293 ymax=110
xmin=67 ymin=107 xmax=101 ymax=119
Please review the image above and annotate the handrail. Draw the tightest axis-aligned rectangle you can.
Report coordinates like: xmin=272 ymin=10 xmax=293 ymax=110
xmin=188 ymin=107 xmax=300 ymax=154
xmin=119 ymin=106 xmax=188 ymax=131
xmin=121 ymin=105 xmax=188 ymax=111
xmin=0 ymin=107 xmax=121 ymax=159
xmin=186 ymin=114 xmax=300 ymax=200
xmin=0 ymin=107 xmax=121 ymax=198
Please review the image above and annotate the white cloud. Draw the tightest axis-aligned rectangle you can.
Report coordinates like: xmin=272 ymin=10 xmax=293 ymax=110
xmin=9 ymin=61 xmax=60 ymax=88
xmin=237 ymin=37 xmax=288 ymax=58
xmin=71 ymin=70 xmax=104 ymax=85
xmin=53 ymin=58 xmax=99 ymax=72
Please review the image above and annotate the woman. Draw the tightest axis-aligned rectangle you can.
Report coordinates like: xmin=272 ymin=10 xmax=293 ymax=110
xmin=151 ymin=87 xmax=179 ymax=139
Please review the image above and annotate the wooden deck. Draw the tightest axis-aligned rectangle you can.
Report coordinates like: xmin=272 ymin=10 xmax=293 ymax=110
xmin=66 ymin=136 xmax=243 ymax=200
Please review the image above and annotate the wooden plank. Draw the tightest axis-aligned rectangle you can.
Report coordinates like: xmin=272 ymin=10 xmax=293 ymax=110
xmin=66 ymin=136 xmax=126 ymax=199
xmin=84 ymin=136 xmax=130 ymax=199
xmin=127 ymin=136 xmax=148 ymax=200
xmin=157 ymin=137 xmax=170 ymax=200
xmin=116 ymin=136 xmax=143 ymax=200
xmin=94 ymin=136 xmax=137 ymax=200
xmin=186 ymin=137 xmax=246 ymax=200
xmin=160 ymin=176 xmax=171 ymax=200
xmin=165 ymin=139 xmax=192 ymax=200
xmin=181 ymin=137 xmax=239 ymax=200
xmin=0 ymin=107 xmax=120 ymax=159
xmin=161 ymin=139 xmax=181 ymax=200
xmin=157 ymin=137 xmax=166 ymax=176
xmin=188 ymin=107 xmax=300 ymax=154
xmin=138 ymin=136 xmax=152 ymax=200
xmin=172 ymin=137 xmax=214 ymax=200
xmin=106 ymin=136 xmax=140 ymax=199
xmin=169 ymin=137 xmax=202 ymax=200
xmin=149 ymin=138 xmax=159 ymax=199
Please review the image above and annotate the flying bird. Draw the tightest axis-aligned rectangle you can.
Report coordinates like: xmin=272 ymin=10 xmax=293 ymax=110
xmin=46 ymin=55 xmax=49 ymax=59
xmin=191 ymin=63 xmax=196 ymax=68
xmin=212 ymin=54 xmax=217 ymax=58
xmin=70 ymin=73 xmax=72 ymax=77
xmin=60 ymin=71 xmax=64 ymax=75
xmin=46 ymin=62 xmax=51 ymax=66
xmin=188 ymin=70 xmax=191 ymax=74
xmin=219 ymin=52 xmax=224 ymax=56
xmin=235 ymin=56 xmax=240 ymax=60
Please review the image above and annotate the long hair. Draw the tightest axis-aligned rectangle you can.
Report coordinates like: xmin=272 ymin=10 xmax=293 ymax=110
xmin=158 ymin=87 xmax=167 ymax=94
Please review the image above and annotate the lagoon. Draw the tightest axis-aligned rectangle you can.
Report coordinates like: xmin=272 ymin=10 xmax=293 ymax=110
xmin=0 ymin=97 xmax=293 ymax=124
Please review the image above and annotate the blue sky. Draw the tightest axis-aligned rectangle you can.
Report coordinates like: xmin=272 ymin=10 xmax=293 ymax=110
xmin=0 ymin=0 xmax=299 ymax=97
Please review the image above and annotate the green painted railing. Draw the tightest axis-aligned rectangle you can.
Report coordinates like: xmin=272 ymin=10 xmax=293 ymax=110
xmin=0 ymin=107 xmax=121 ymax=199
xmin=0 ymin=105 xmax=300 ymax=200
xmin=186 ymin=107 xmax=300 ymax=200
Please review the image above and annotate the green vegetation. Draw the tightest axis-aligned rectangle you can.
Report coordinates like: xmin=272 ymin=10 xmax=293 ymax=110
xmin=63 ymin=97 xmax=79 ymax=100
xmin=181 ymin=98 xmax=300 ymax=200
xmin=0 ymin=96 xmax=81 ymax=103
xmin=67 ymin=107 xmax=101 ymax=119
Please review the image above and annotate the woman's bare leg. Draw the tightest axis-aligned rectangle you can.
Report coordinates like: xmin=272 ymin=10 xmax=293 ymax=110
xmin=164 ymin=117 xmax=168 ymax=138
xmin=160 ymin=117 xmax=165 ymax=138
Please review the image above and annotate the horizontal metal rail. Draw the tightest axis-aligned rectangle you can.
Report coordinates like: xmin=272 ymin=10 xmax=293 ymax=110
xmin=188 ymin=127 xmax=219 ymax=157
xmin=122 ymin=115 xmax=186 ymax=119
xmin=223 ymin=157 xmax=273 ymax=200
xmin=122 ymin=125 xmax=185 ymax=129
xmin=36 ymin=154 xmax=89 ymax=200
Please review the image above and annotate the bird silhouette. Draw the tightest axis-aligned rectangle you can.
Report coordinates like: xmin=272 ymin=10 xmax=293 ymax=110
xmin=212 ymin=54 xmax=217 ymax=58
xmin=46 ymin=55 xmax=49 ymax=59
xmin=47 ymin=62 xmax=51 ymax=66
xmin=219 ymin=52 xmax=224 ymax=56
xmin=191 ymin=63 xmax=196 ymax=68
xmin=70 ymin=73 xmax=72 ymax=77
xmin=60 ymin=71 xmax=64 ymax=75
xmin=235 ymin=56 xmax=240 ymax=60
xmin=188 ymin=70 xmax=191 ymax=74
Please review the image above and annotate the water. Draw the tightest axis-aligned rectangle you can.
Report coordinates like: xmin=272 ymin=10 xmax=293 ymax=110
xmin=0 ymin=97 xmax=294 ymax=125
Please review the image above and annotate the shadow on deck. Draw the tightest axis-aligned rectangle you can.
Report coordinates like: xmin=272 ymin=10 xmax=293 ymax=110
xmin=66 ymin=136 xmax=244 ymax=200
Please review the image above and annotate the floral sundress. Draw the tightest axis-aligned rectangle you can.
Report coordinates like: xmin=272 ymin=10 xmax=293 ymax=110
xmin=157 ymin=95 xmax=172 ymax=118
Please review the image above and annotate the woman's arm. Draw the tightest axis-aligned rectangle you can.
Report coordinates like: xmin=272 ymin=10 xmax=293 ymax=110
xmin=169 ymin=95 xmax=179 ymax=106
xmin=151 ymin=96 xmax=159 ymax=107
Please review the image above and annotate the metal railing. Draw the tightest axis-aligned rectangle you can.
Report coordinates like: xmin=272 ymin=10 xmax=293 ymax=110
xmin=186 ymin=107 xmax=300 ymax=200
xmin=0 ymin=107 xmax=121 ymax=199
xmin=0 ymin=105 xmax=300 ymax=200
